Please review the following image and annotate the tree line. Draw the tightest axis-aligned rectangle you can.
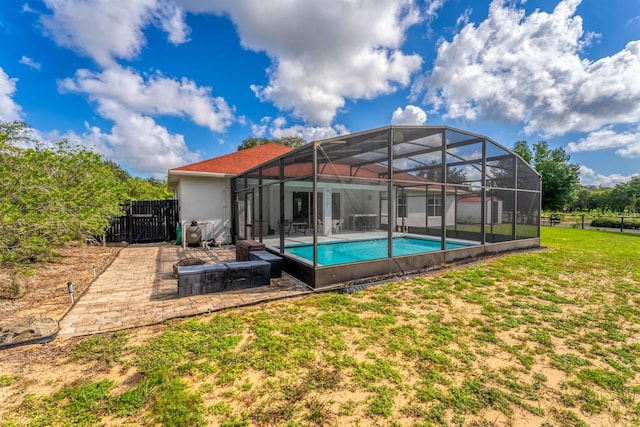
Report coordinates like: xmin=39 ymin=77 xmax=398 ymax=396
xmin=512 ymin=140 xmax=639 ymax=215
xmin=0 ymin=121 xmax=171 ymax=265
xmin=570 ymin=178 xmax=640 ymax=215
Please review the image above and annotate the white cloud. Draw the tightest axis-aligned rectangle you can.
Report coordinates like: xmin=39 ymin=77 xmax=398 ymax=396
xmin=425 ymin=0 xmax=446 ymax=22
xmin=153 ymin=0 xmax=190 ymax=44
xmin=252 ymin=116 xmax=349 ymax=142
xmin=579 ymin=165 xmax=639 ymax=187
xmin=40 ymin=0 xmax=189 ymax=67
xmin=412 ymin=0 xmax=640 ymax=137
xmin=176 ymin=0 xmax=423 ymax=126
xmin=567 ymin=126 xmax=640 ymax=159
xmin=19 ymin=56 xmax=41 ymax=70
xmin=391 ymin=105 xmax=427 ymax=124
xmin=57 ymin=115 xmax=199 ymax=177
xmin=59 ymin=66 xmax=234 ymax=132
xmin=455 ymin=7 xmax=472 ymax=31
xmin=0 ymin=67 xmax=23 ymax=121
xmin=57 ymin=66 xmax=235 ymax=175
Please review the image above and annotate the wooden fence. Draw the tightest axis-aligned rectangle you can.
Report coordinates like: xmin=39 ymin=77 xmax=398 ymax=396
xmin=105 ymin=200 xmax=179 ymax=243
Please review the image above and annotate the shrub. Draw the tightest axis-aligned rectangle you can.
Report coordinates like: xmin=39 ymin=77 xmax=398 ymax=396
xmin=590 ymin=218 xmax=640 ymax=230
xmin=1 ymin=121 xmax=125 ymax=264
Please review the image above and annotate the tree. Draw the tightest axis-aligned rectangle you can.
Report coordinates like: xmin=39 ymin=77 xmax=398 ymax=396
xmin=237 ymin=136 xmax=305 ymax=151
xmin=237 ymin=137 xmax=271 ymax=150
xmin=418 ymin=160 xmax=468 ymax=184
xmin=277 ymin=136 xmax=305 ymax=149
xmin=608 ymin=176 xmax=640 ymax=214
xmin=512 ymin=140 xmax=580 ymax=211
xmin=125 ymin=177 xmax=172 ymax=200
xmin=512 ymin=140 xmax=533 ymax=164
xmin=105 ymin=160 xmax=172 ymax=200
xmin=0 ymin=121 xmax=125 ymax=264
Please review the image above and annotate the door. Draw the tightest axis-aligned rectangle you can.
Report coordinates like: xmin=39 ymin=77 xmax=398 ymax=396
xmin=292 ymin=192 xmax=309 ymax=223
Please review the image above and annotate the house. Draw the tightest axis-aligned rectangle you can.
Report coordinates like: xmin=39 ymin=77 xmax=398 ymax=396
xmin=167 ymin=143 xmax=292 ymax=244
xmin=167 ymin=125 xmax=540 ymax=289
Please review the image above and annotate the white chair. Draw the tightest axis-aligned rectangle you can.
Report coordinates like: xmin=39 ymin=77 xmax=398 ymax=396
xmin=331 ymin=219 xmax=339 ymax=233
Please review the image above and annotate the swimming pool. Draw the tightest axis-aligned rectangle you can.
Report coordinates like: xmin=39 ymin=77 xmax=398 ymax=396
xmin=285 ymin=236 xmax=474 ymax=266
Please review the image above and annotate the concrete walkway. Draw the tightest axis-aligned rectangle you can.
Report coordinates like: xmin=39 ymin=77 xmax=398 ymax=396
xmin=58 ymin=244 xmax=312 ymax=338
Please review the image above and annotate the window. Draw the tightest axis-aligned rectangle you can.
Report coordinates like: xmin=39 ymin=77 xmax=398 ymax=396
xmin=397 ymin=194 xmax=407 ymax=218
xmin=427 ymin=195 xmax=442 ymax=216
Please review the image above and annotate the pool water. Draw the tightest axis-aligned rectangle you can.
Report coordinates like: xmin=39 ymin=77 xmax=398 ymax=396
xmin=285 ymin=237 xmax=472 ymax=266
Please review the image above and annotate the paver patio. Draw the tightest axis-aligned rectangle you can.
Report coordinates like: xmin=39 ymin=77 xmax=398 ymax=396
xmin=58 ymin=243 xmax=312 ymax=338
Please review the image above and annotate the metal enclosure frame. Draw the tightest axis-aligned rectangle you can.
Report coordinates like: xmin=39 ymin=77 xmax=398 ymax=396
xmin=233 ymin=125 xmax=541 ymax=289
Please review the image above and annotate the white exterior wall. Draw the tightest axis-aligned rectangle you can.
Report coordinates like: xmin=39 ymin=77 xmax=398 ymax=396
xmin=174 ymin=175 xmax=232 ymax=243
xmin=405 ymin=196 xmax=425 ymax=227
xmin=456 ymin=200 xmax=503 ymax=224
xmin=445 ymin=197 xmax=456 ymax=226
xmin=401 ymin=192 xmax=456 ymax=228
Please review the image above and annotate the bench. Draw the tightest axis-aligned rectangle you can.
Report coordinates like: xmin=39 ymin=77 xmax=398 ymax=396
xmin=177 ymin=260 xmax=271 ymax=297
xmin=541 ymin=216 xmax=561 ymax=227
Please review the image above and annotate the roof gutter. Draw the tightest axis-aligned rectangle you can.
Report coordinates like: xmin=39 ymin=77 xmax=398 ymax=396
xmin=167 ymin=169 xmax=237 ymax=190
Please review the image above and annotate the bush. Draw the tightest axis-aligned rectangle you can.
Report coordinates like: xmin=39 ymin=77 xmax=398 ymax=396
xmin=1 ymin=121 xmax=125 ymax=264
xmin=590 ymin=218 xmax=640 ymax=230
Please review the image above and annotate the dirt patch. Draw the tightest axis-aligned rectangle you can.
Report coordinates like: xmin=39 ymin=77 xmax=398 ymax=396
xmin=0 ymin=242 xmax=123 ymax=348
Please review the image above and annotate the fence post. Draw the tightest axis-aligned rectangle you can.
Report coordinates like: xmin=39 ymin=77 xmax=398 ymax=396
xmin=621 ymin=216 xmax=624 ymax=232
xmin=581 ymin=214 xmax=585 ymax=229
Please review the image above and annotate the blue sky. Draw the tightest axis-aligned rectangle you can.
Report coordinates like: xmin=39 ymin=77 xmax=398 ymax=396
xmin=0 ymin=0 xmax=639 ymax=186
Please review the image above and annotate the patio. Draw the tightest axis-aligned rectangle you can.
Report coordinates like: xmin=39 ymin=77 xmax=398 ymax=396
xmin=57 ymin=243 xmax=311 ymax=338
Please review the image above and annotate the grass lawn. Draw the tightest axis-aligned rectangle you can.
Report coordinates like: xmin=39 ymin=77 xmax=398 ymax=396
xmin=2 ymin=227 xmax=640 ymax=426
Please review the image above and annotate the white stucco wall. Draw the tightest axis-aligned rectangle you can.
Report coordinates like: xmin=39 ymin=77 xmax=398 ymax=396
xmin=456 ymin=200 xmax=503 ymax=224
xmin=174 ymin=175 xmax=232 ymax=243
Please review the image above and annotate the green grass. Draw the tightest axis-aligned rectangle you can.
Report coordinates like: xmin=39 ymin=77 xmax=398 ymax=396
xmin=2 ymin=227 xmax=640 ymax=426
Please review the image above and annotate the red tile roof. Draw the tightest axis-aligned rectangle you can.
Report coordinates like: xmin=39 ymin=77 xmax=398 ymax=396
xmin=171 ymin=143 xmax=293 ymax=175
xmin=458 ymin=196 xmax=493 ymax=202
